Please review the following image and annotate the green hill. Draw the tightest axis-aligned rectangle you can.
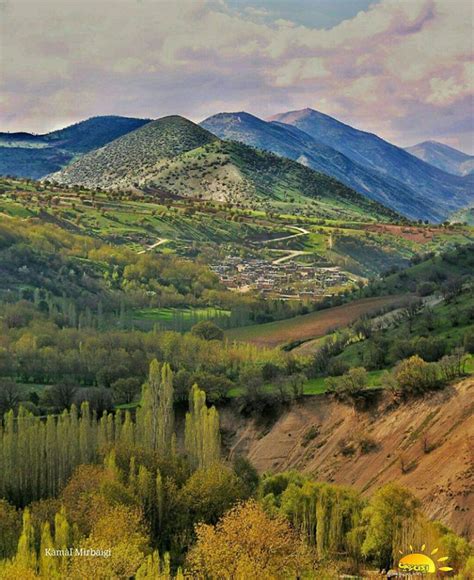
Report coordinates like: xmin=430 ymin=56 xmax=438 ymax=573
xmin=50 ymin=116 xmax=218 ymax=190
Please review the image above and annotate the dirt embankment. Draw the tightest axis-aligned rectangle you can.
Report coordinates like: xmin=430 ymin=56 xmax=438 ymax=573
xmin=221 ymin=378 xmax=474 ymax=538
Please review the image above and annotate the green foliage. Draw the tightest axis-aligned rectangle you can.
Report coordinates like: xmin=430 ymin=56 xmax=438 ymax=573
xmin=361 ymin=483 xmax=421 ymax=569
xmin=390 ymin=355 xmax=440 ymax=395
xmin=325 ymin=367 xmax=368 ymax=397
xmin=185 ymin=385 xmax=220 ymax=470
xmin=190 ymin=320 xmax=224 ymax=341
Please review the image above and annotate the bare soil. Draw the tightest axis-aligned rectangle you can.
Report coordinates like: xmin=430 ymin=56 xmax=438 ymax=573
xmin=222 ymin=377 xmax=474 ymax=538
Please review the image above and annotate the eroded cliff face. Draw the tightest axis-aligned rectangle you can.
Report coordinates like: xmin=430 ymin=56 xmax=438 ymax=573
xmin=221 ymin=378 xmax=474 ymax=538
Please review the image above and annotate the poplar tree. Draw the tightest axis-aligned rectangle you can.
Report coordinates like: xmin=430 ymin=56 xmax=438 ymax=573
xmin=39 ymin=522 xmax=57 ymax=578
xmin=184 ymin=384 xmax=220 ymax=470
xmin=15 ymin=509 xmax=36 ymax=571
xmin=136 ymin=360 xmax=174 ymax=456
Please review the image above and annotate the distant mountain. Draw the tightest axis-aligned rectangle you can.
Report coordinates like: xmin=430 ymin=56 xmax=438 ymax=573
xmin=0 ymin=146 xmax=73 ymax=180
xmin=406 ymin=140 xmax=474 ymax=176
xmin=269 ymin=108 xmax=473 ymax=222
xmin=50 ymin=115 xmax=398 ymax=222
xmin=201 ymin=112 xmax=429 ymax=220
xmin=43 ymin=115 xmax=151 ymax=154
xmin=0 ymin=115 xmax=150 ymax=179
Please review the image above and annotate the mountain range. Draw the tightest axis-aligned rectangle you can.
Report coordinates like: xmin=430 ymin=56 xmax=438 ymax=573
xmin=1 ymin=109 xmax=472 ymax=223
xmin=49 ymin=115 xmax=397 ymax=222
xmin=267 ymin=109 xmax=472 ymax=222
xmin=405 ymin=140 xmax=474 ymax=176
xmin=201 ymin=112 xmax=432 ymax=221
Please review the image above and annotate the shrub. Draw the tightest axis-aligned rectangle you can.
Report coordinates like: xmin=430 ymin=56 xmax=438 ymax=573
xmin=392 ymin=355 xmax=439 ymax=395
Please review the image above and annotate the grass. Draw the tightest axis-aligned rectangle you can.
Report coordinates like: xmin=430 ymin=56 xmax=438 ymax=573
xmin=133 ymin=306 xmax=230 ymax=321
xmin=302 ymin=370 xmax=384 ymax=395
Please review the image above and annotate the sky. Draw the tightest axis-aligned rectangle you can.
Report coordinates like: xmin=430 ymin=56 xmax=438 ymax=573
xmin=1 ymin=0 xmax=473 ymax=152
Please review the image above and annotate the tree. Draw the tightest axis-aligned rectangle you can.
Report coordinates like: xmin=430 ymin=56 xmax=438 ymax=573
xmin=179 ymin=464 xmax=245 ymax=526
xmin=68 ymin=505 xmax=150 ymax=579
xmin=361 ymin=483 xmax=421 ymax=570
xmin=136 ymin=360 xmax=174 ymax=455
xmin=185 ymin=384 xmax=220 ymax=470
xmin=191 ymin=320 xmax=224 ymax=341
xmin=326 ymin=367 xmax=368 ymax=397
xmin=0 ymin=379 xmax=23 ymax=415
xmin=43 ymin=381 xmax=77 ymax=411
xmin=111 ymin=377 xmax=141 ymax=404
xmin=0 ymin=500 xmax=21 ymax=560
xmin=463 ymin=328 xmax=474 ymax=354
xmin=187 ymin=500 xmax=313 ymax=578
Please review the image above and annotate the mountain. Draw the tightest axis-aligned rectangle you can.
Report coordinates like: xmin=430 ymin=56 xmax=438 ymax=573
xmin=406 ymin=140 xmax=474 ymax=176
xmin=50 ymin=115 xmax=218 ymax=189
xmin=0 ymin=115 xmax=150 ymax=179
xmin=42 ymin=115 xmax=151 ymax=154
xmin=201 ymin=112 xmax=429 ymax=220
xmin=50 ymin=115 xmax=398 ymax=222
xmin=269 ymin=108 xmax=473 ymax=222
xmin=0 ymin=145 xmax=74 ymax=180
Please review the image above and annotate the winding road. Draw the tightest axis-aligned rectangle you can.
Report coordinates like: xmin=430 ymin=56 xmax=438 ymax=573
xmin=137 ymin=238 xmax=169 ymax=254
xmin=258 ymin=225 xmax=312 ymax=264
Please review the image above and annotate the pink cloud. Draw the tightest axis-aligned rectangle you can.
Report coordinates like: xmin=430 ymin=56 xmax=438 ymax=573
xmin=0 ymin=0 xmax=472 ymax=151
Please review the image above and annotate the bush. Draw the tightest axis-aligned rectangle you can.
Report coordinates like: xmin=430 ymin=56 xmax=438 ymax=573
xmin=327 ymin=358 xmax=350 ymax=377
xmin=413 ymin=336 xmax=446 ymax=362
xmin=438 ymin=349 xmax=467 ymax=381
xmin=392 ymin=355 xmax=439 ymax=395
xmin=416 ymin=281 xmax=436 ymax=296
xmin=191 ymin=321 xmax=224 ymax=341
xmin=326 ymin=367 xmax=368 ymax=397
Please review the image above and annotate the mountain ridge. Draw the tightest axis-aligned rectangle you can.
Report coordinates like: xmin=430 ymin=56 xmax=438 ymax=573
xmin=201 ymin=111 xmax=431 ymax=221
xmin=0 ymin=115 xmax=152 ymax=179
xmin=49 ymin=114 xmax=399 ymax=222
xmin=269 ymin=108 xmax=473 ymax=222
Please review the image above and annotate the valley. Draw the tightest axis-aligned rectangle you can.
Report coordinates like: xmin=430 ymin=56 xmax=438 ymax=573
xmin=0 ymin=111 xmax=473 ymax=579
xmin=2 ymin=1 xmax=474 ymax=576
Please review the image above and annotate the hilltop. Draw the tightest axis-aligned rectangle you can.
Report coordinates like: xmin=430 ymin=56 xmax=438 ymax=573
xmin=406 ymin=140 xmax=474 ymax=176
xmin=270 ymin=108 xmax=473 ymax=222
xmin=49 ymin=115 xmax=218 ymax=190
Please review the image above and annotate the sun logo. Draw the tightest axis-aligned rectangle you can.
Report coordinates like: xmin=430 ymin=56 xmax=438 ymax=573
xmin=398 ymin=544 xmax=453 ymax=574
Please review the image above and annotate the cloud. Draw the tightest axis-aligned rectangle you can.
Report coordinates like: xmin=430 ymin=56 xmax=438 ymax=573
xmin=0 ymin=0 xmax=472 ymax=152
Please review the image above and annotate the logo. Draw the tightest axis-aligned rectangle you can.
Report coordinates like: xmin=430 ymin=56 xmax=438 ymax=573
xmin=398 ymin=545 xmax=452 ymax=574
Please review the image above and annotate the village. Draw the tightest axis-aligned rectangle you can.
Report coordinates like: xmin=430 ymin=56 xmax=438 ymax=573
xmin=210 ymin=255 xmax=351 ymax=300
